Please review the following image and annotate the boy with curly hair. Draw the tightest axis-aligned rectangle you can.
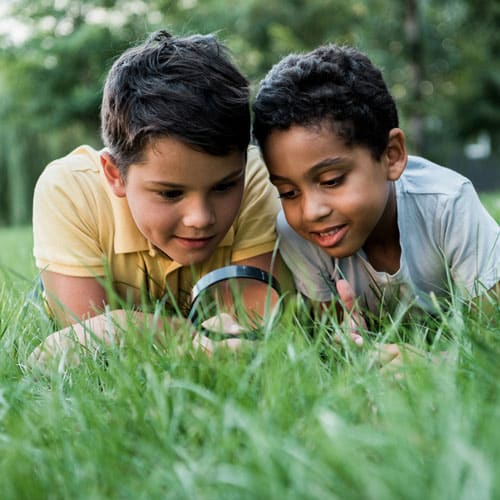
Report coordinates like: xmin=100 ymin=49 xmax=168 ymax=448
xmin=253 ymin=44 xmax=499 ymax=346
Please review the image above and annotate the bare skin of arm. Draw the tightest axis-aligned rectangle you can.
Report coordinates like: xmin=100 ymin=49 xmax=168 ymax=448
xmin=191 ymin=251 xmax=283 ymax=355
xmin=31 ymin=271 xmax=170 ymax=365
xmin=328 ymin=279 xmax=500 ymax=372
xmin=316 ymin=279 xmax=366 ymax=347
xmin=28 ymin=309 xmax=164 ymax=366
xmin=203 ymin=253 xmax=282 ymax=323
xmin=31 ymin=252 xmax=281 ymax=363
xmin=316 ymin=280 xmax=428 ymax=372
xmin=41 ymin=270 xmax=108 ymax=327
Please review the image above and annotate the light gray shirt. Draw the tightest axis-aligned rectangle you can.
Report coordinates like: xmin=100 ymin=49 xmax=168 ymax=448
xmin=277 ymin=156 xmax=500 ymax=313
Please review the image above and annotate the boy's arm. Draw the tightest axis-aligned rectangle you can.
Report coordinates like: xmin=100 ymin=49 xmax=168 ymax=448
xmin=333 ymin=279 xmax=366 ymax=346
xmin=228 ymin=251 xmax=283 ymax=322
xmin=313 ymin=279 xmax=365 ymax=346
xmin=41 ymin=270 xmax=108 ymax=327
xmin=27 ymin=309 xmax=193 ymax=367
xmin=187 ymin=251 xmax=284 ymax=356
xmin=34 ymin=150 xmax=114 ymax=326
xmin=34 ymin=253 xmax=283 ymax=363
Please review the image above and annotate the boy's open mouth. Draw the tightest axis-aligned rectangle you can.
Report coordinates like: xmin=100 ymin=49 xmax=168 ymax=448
xmin=318 ymin=225 xmax=344 ymax=237
xmin=310 ymin=224 xmax=348 ymax=248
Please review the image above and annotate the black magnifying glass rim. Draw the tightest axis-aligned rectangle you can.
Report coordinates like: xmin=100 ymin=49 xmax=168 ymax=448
xmin=187 ymin=265 xmax=282 ymax=340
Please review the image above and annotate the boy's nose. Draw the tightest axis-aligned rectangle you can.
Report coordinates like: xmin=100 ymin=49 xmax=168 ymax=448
xmin=182 ymin=198 xmax=216 ymax=229
xmin=301 ymin=193 xmax=332 ymax=222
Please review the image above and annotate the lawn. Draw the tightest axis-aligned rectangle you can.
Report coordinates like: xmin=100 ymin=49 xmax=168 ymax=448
xmin=0 ymin=192 xmax=498 ymax=499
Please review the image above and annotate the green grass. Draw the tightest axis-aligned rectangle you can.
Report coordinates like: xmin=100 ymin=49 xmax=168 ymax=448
xmin=0 ymin=225 xmax=36 ymax=286
xmin=481 ymin=192 xmax=500 ymax=222
xmin=0 ymin=194 xmax=498 ymax=499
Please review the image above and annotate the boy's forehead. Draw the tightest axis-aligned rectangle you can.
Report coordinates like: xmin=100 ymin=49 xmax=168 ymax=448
xmin=266 ymin=123 xmax=345 ymax=154
xmin=264 ymin=123 xmax=366 ymax=176
xmin=145 ymin=137 xmax=245 ymax=162
xmin=131 ymin=138 xmax=246 ymax=183
xmin=267 ymin=120 xmax=345 ymax=146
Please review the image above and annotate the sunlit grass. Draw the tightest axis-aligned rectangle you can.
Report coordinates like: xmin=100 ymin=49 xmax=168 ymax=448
xmin=1 ymin=277 xmax=499 ymax=498
xmin=0 ymin=225 xmax=36 ymax=291
xmin=0 ymin=193 xmax=498 ymax=498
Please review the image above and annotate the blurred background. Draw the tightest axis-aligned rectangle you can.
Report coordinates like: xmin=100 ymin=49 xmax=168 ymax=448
xmin=0 ymin=0 xmax=499 ymax=226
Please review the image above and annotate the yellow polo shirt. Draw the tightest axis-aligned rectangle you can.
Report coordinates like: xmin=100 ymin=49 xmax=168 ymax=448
xmin=33 ymin=145 xmax=282 ymax=314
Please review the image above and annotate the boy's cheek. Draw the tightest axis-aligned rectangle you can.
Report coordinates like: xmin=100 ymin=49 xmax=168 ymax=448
xmin=283 ymin=207 xmax=303 ymax=231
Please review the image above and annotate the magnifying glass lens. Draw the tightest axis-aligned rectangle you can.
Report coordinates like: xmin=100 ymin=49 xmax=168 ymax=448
xmin=187 ymin=266 xmax=282 ymax=340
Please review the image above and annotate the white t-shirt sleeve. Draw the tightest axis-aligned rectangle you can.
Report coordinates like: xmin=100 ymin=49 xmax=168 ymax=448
xmin=276 ymin=211 xmax=336 ymax=302
xmin=440 ymin=181 xmax=499 ymax=296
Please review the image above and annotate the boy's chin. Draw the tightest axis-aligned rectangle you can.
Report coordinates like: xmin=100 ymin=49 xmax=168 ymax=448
xmin=318 ymin=245 xmax=357 ymax=260
xmin=164 ymin=252 xmax=209 ymax=266
xmin=159 ymin=244 xmax=217 ymax=266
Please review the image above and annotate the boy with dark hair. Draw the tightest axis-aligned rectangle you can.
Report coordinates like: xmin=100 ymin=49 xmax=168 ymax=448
xmin=253 ymin=44 xmax=499 ymax=345
xmin=32 ymin=31 xmax=285 ymax=358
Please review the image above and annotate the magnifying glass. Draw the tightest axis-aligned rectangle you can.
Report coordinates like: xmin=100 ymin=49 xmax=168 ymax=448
xmin=187 ymin=265 xmax=282 ymax=341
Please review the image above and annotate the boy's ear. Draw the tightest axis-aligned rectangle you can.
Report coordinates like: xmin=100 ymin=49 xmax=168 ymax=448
xmin=384 ymin=128 xmax=407 ymax=181
xmin=101 ymin=152 xmax=126 ymax=197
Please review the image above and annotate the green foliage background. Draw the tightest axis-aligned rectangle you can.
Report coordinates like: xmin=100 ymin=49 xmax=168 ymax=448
xmin=1 ymin=0 xmax=500 ymax=225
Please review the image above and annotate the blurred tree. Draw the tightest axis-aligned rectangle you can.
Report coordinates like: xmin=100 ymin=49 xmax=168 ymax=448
xmin=0 ymin=0 xmax=498 ymax=225
xmin=0 ymin=0 xmax=147 ymax=224
xmin=454 ymin=0 xmax=500 ymax=149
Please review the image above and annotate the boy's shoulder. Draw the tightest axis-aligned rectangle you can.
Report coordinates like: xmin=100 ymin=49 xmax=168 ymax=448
xmin=35 ymin=144 xmax=109 ymax=214
xmin=44 ymin=145 xmax=101 ymax=173
xmin=38 ymin=145 xmax=102 ymax=189
xmin=399 ymin=155 xmax=471 ymax=197
xmin=245 ymin=145 xmax=267 ymax=178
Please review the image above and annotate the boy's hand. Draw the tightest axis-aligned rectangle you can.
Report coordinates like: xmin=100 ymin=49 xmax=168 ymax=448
xmin=26 ymin=312 xmax=123 ymax=369
xmin=27 ymin=330 xmax=87 ymax=368
xmin=201 ymin=313 xmax=246 ymax=336
xmin=192 ymin=313 xmax=254 ymax=356
xmin=335 ymin=279 xmax=366 ymax=346
xmin=372 ymin=343 xmax=452 ymax=376
xmin=372 ymin=343 xmax=424 ymax=370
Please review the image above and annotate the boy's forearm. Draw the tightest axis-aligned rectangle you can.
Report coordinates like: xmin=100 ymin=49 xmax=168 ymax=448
xmin=27 ymin=309 xmax=190 ymax=366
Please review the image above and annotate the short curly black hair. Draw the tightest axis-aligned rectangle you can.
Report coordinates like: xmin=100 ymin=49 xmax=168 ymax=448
xmin=252 ymin=44 xmax=398 ymax=160
xmin=101 ymin=30 xmax=250 ymax=175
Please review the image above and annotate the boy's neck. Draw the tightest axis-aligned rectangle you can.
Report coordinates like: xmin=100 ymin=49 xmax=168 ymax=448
xmin=362 ymin=183 xmax=401 ymax=274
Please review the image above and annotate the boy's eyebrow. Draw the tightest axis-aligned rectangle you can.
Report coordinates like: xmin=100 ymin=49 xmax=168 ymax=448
xmin=149 ymin=166 xmax=245 ymax=188
xmin=270 ymin=156 xmax=346 ymax=182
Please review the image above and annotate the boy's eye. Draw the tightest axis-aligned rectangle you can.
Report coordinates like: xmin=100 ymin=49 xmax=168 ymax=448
xmin=159 ymin=189 xmax=183 ymax=200
xmin=278 ymin=189 xmax=298 ymax=200
xmin=321 ymin=175 xmax=344 ymax=187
